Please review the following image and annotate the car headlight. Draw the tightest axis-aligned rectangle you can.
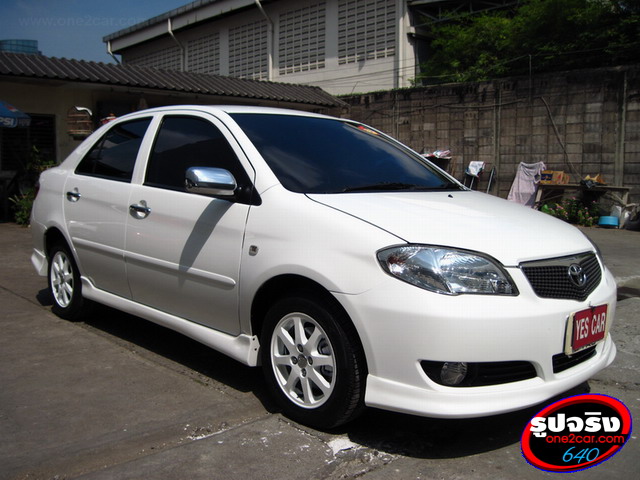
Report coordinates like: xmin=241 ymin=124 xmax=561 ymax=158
xmin=377 ymin=245 xmax=518 ymax=296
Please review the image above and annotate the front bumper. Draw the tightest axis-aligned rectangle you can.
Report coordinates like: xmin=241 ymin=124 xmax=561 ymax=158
xmin=335 ymin=264 xmax=618 ymax=418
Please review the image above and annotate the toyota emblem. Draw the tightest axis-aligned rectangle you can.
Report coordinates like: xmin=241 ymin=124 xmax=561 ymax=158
xmin=568 ymin=263 xmax=587 ymax=288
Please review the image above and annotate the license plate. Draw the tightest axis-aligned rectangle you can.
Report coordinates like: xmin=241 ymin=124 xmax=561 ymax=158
xmin=565 ymin=304 xmax=608 ymax=355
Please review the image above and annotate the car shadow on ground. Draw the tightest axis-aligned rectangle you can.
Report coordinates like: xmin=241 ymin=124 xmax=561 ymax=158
xmin=90 ymin=305 xmax=271 ymax=398
xmin=37 ymin=290 xmax=590 ymax=460
xmin=342 ymin=382 xmax=590 ymax=459
xmin=36 ymin=288 xmax=54 ymax=307
xmin=36 ymin=289 xmax=274 ymax=405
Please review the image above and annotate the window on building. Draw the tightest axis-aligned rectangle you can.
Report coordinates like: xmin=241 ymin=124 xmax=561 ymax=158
xmin=278 ymin=2 xmax=326 ymax=75
xmin=0 ymin=114 xmax=55 ymax=172
xmin=127 ymin=46 xmax=182 ymax=71
xmin=188 ymin=32 xmax=221 ymax=74
xmin=229 ymin=20 xmax=268 ymax=80
xmin=338 ymin=0 xmax=396 ymax=65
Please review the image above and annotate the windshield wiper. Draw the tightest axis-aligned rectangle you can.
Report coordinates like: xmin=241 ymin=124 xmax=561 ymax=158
xmin=342 ymin=182 xmax=457 ymax=193
xmin=342 ymin=182 xmax=422 ymax=193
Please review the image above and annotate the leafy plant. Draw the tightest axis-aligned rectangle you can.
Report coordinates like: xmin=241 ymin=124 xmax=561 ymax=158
xmin=9 ymin=188 xmax=36 ymax=226
xmin=26 ymin=145 xmax=56 ymax=173
xmin=541 ymin=198 xmax=600 ymax=226
xmin=8 ymin=146 xmax=56 ymax=225
xmin=416 ymin=0 xmax=640 ymax=84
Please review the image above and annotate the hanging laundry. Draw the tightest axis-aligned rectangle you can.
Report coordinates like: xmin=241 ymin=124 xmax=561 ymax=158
xmin=507 ymin=162 xmax=546 ymax=207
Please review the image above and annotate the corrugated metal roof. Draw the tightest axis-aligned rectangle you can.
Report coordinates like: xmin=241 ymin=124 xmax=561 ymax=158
xmin=0 ymin=52 xmax=345 ymax=108
xmin=103 ymin=0 xmax=224 ymax=42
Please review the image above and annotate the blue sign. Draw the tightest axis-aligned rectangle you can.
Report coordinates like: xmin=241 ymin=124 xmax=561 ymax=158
xmin=0 ymin=101 xmax=31 ymax=128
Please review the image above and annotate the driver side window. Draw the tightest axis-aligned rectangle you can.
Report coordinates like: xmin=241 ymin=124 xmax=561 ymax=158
xmin=145 ymin=116 xmax=250 ymax=191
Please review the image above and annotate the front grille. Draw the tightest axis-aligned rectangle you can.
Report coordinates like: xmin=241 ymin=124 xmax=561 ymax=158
xmin=520 ymin=252 xmax=601 ymax=301
xmin=553 ymin=346 xmax=597 ymax=373
xmin=421 ymin=360 xmax=537 ymax=387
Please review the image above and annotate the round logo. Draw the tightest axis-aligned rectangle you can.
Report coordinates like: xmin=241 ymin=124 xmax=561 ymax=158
xmin=568 ymin=264 xmax=587 ymax=288
xmin=521 ymin=394 xmax=632 ymax=473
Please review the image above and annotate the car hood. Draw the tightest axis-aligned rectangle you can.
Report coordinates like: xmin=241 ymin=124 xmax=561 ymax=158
xmin=307 ymin=190 xmax=593 ymax=265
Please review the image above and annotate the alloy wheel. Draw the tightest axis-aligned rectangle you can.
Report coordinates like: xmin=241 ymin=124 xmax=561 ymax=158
xmin=270 ymin=312 xmax=336 ymax=408
xmin=50 ymin=250 xmax=74 ymax=308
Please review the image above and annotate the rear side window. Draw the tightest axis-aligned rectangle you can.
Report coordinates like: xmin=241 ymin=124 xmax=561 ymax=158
xmin=145 ymin=116 xmax=250 ymax=191
xmin=75 ymin=118 xmax=151 ymax=182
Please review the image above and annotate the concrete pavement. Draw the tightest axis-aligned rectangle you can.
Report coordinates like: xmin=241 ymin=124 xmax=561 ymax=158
xmin=0 ymin=222 xmax=638 ymax=480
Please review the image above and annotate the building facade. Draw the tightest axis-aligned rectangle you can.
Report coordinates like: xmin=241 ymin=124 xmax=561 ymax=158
xmin=105 ymin=0 xmax=418 ymax=95
xmin=0 ymin=39 xmax=41 ymax=55
xmin=0 ymin=51 xmax=343 ymax=220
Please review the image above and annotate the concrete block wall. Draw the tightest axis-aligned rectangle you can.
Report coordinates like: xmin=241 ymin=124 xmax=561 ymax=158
xmin=342 ymin=65 xmax=640 ymax=204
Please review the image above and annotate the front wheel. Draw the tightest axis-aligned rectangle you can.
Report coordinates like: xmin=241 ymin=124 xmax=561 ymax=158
xmin=261 ymin=294 xmax=366 ymax=429
xmin=48 ymin=243 xmax=90 ymax=320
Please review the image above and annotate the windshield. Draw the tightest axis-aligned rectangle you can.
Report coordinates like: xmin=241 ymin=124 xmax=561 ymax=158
xmin=230 ymin=113 xmax=460 ymax=194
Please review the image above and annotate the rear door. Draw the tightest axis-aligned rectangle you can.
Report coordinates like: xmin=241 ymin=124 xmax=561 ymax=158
xmin=124 ymin=113 xmax=254 ymax=335
xmin=63 ymin=117 xmax=152 ymax=298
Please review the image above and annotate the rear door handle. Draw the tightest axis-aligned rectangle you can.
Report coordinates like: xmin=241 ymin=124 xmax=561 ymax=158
xmin=66 ymin=190 xmax=81 ymax=202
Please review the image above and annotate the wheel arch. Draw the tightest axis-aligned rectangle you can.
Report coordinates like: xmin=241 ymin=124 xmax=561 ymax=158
xmin=250 ymin=274 xmax=368 ymax=372
xmin=42 ymin=226 xmax=87 ymax=278
xmin=45 ymin=226 xmax=93 ymax=320
xmin=44 ymin=227 xmax=71 ymax=259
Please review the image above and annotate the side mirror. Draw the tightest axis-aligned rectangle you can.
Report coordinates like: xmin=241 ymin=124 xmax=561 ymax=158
xmin=185 ymin=167 xmax=237 ymax=197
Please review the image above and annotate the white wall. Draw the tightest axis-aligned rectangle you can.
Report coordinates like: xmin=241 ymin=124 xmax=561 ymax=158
xmin=117 ymin=0 xmax=417 ymax=95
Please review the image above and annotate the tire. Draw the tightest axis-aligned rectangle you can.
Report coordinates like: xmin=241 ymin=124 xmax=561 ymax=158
xmin=48 ymin=242 xmax=90 ymax=320
xmin=260 ymin=294 xmax=366 ymax=429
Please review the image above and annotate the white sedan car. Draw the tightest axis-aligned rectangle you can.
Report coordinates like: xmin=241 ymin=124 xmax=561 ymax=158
xmin=31 ymin=105 xmax=617 ymax=429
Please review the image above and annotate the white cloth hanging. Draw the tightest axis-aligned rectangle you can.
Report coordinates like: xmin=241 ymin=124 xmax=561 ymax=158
xmin=466 ymin=161 xmax=485 ymax=177
xmin=507 ymin=162 xmax=546 ymax=207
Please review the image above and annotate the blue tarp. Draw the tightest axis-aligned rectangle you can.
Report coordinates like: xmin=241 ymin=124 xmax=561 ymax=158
xmin=0 ymin=101 xmax=30 ymax=128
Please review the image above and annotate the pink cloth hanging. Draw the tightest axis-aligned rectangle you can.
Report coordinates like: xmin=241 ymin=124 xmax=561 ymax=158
xmin=507 ymin=162 xmax=546 ymax=207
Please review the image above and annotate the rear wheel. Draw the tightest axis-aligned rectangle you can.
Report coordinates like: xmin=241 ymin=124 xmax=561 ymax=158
xmin=48 ymin=243 xmax=90 ymax=320
xmin=261 ymin=294 xmax=365 ymax=429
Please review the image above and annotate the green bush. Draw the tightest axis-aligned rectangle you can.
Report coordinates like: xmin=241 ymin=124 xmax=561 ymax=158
xmin=8 ymin=146 xmax=56 ymax=226
xmin=540 ymin=198 xmax=600 ymax=227
xmin=416 ymin=0 xmax=640 ymax=84
xmin=9 ymin=188 xmax=36 ymax=226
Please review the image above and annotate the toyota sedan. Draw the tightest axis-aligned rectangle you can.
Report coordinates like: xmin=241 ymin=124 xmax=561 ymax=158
xmin=31 ymin=105 xmax=617 ymax=428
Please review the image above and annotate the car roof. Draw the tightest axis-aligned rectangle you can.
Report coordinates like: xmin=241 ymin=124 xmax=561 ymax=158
xmin=122 ymin=104 xmax=336 ymax=120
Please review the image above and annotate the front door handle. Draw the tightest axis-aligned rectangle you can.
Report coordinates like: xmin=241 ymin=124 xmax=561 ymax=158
xmin=129 ymin=201 xmax=151 ymax=219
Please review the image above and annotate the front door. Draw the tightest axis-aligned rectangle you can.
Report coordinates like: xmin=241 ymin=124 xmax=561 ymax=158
xmin=125 ymin=114 xmax=254 ymax=335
